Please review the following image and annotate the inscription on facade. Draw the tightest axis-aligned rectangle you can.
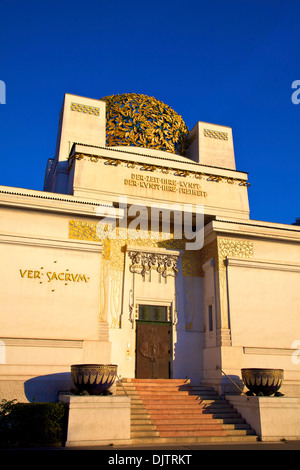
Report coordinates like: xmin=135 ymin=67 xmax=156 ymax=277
xmin=124 ymin=173 xmax=208 ymax=197
xmin=19 ymin=269 xmax=90 ymax=283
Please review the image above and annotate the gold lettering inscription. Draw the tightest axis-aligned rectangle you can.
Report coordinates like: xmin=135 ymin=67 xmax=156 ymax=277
xmin=19 ymin=269 xmax=41 ymax=279
xmin=19 ymin=268 xmax=89 ymax=284
xmin=124 ymin=173 xmax=208 ymax=197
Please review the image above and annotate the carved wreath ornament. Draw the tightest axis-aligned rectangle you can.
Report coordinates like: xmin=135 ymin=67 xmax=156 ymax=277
xmin=129 ymin=251 xmax=178 ymax=278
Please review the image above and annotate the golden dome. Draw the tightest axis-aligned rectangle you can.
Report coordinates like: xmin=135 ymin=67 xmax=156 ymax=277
xmin=101 ymin=93 xmax=189 ymax=156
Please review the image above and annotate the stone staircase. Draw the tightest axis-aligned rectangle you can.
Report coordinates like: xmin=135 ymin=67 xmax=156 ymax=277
xmin=116 ymin=378 xmax=257 ymax=444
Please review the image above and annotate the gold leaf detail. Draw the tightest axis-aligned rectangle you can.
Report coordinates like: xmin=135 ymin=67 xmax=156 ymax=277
xmin=101 ymin=93 xmax=189 ymax=156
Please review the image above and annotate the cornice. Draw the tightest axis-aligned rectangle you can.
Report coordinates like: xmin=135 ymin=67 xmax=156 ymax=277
xmin=0 ymin=233 xmax=103 ymax=252
xmin=226 ymin=256 xmax=300 ymax=272
xmin=0 ymin=186 xmax=116 ymax=217
xmin=70 ymin=142 xmax=248 ymax=174
xmin=69 ymin=143 xmax=250 ymax=187
xmin=206 ymin=217 xmax=300 ymax=242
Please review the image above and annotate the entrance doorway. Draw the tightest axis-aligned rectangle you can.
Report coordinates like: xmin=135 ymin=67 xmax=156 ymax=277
xmin=136 ymin=305 xmax=171 ymax=379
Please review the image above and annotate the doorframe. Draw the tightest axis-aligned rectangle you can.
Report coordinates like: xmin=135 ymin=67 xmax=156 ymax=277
xmin=134 ymin=302 xmax=174 ymax=379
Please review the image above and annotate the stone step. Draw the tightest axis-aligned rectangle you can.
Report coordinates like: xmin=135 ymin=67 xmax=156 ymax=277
xmin=131 ymin=424 xmax=157 ymax=432
xmin=131 ymin=416 xmax=152 ymax=422
xmin=137 ymin=407 xmax=240 ymax=417
xmin=150 ymin=412 xmax=242 ymax=421
xmin=140 ymin=403 xmax=234 ymax=411
xmin=131 ymin=378 xmax=191 ymax=384
xmin=135 ymin=389 xmax=221 ymax=396
xmin=116 ymin=382 xmax=136 ymax=387
xmin=131 ymin=403 xmax=148 ymax=409
xmin=223 ymin=424 xmax=253 ymax=430
xmin=152 ymin=417 xmax=247 ymax=425
xmin=147 ymin=412 xmax=244 ymax=420
xmin=153 ymin=423 xmax=252 ymax=431
xmin=139 ymin=391 xmax=222 ymax=400
xmin=157 ymin=429 xmax=256 ymax=438
xmin=131 ymin=409 xmax=151 ymax=415
xmin=137 ymin=396 xmax=224 ymax=403
xmin=131 ymin=418 xmax=154 ymax=425
xmin=131 ymin=408 xmax=147 ymax=413
xmin=147 ymin=402 xmax=236 ymax=410
xmin=130 ymin=434 xmax=258 ymax=445
xmin=131 ymin=431 xmax=160 ymax=438
xmin=116 ymin=387 xmax=137 ymax=394
xmin=119 ymin=378 xmax=257 ymax=444
xmin=116 ymin=389 xmax=138 ymax=395
xmin=210 ymin=413 xmax=245 ymax=420
xmin=133 ymin=384 xmax=215 ymax=391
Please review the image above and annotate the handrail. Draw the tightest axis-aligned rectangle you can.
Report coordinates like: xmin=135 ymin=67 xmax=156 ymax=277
xmin=116 ymin=374 xmax=128 ymax=397
xmin=216 ymin=366 xmax=249 ymax=400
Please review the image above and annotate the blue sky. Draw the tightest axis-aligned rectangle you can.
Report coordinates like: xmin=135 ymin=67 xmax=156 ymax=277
xmin=0 ymin=0 xmax=299 ymax=225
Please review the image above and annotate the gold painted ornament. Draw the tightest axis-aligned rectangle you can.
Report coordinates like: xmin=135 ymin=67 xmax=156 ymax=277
xmin=101 ymin=93 xmax=189 ymax=156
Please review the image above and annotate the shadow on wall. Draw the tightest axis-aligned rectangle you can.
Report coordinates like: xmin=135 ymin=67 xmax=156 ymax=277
xmin=24 ymin=373 xmax=73 ymax=403
xmin=220 ymin=374 xmax=245 ymax=395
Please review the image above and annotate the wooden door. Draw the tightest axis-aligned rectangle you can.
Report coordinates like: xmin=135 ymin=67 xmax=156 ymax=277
xmin=136 ymin=322 xmax=171 ymax=379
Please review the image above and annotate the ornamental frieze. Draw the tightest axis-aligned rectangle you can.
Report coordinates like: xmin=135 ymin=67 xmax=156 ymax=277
xmin=217 ymin=238 xmax=254 ymax=270
xmin=68 ymin=220 xmax=254 ymax=277
xmin=68 ymin=152 xmax=250 ymax=187
xmin=128 ymin=251 xmax=179 ymax=278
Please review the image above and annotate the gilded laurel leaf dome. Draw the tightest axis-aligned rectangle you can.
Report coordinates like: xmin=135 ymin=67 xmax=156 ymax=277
xmin=101 ymin=93 xmax=189 ymax=156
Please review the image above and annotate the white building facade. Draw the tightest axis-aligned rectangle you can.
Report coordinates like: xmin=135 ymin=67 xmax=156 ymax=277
xmin=0 ymin=93 xmax=299 ymax=402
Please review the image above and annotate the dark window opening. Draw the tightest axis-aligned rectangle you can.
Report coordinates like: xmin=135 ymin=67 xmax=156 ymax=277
xmin=139 ymin=305 xmax=168 ymax=322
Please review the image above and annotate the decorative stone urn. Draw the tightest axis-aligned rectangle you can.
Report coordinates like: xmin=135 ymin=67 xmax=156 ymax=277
xmin=71 ymin=364 xmax=118 ymax=395
xmin=241 ymin=368 xmax=284 ymax=396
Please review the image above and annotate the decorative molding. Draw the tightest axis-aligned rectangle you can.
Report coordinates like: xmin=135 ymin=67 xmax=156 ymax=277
xmin=0 ymin=233 xmax=102 ymax=253
xmin=68 ymin=152 xmax=250 ymax=186
xmin=128 ymin=250 xmax=179 ymax=278
xmin=0 ymin=338 xmax=83 ymax=349
xmin=0 ymin=188 xmax=79 ymax=203
xmin=216 ymin=328 xmax=232 ymax=347
xmin=69 ymin=220 xmax=194 ymax=274
xmin=217 ymin=238 xmax=254 ymax=271
xmin=70 ymin=102 xmax=100 ymax=116
xmin=67 ymin=222 xmax=256 ymax=280
xmin=226 ymin=257 xmax=300 ymax=272
xmin=243 ymin=347 xmax=297 ymax=356
xmin=203 ymin=129 xmax=228 ymax=140
xmin=68 ymin=219 xmax=100 ymax=242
